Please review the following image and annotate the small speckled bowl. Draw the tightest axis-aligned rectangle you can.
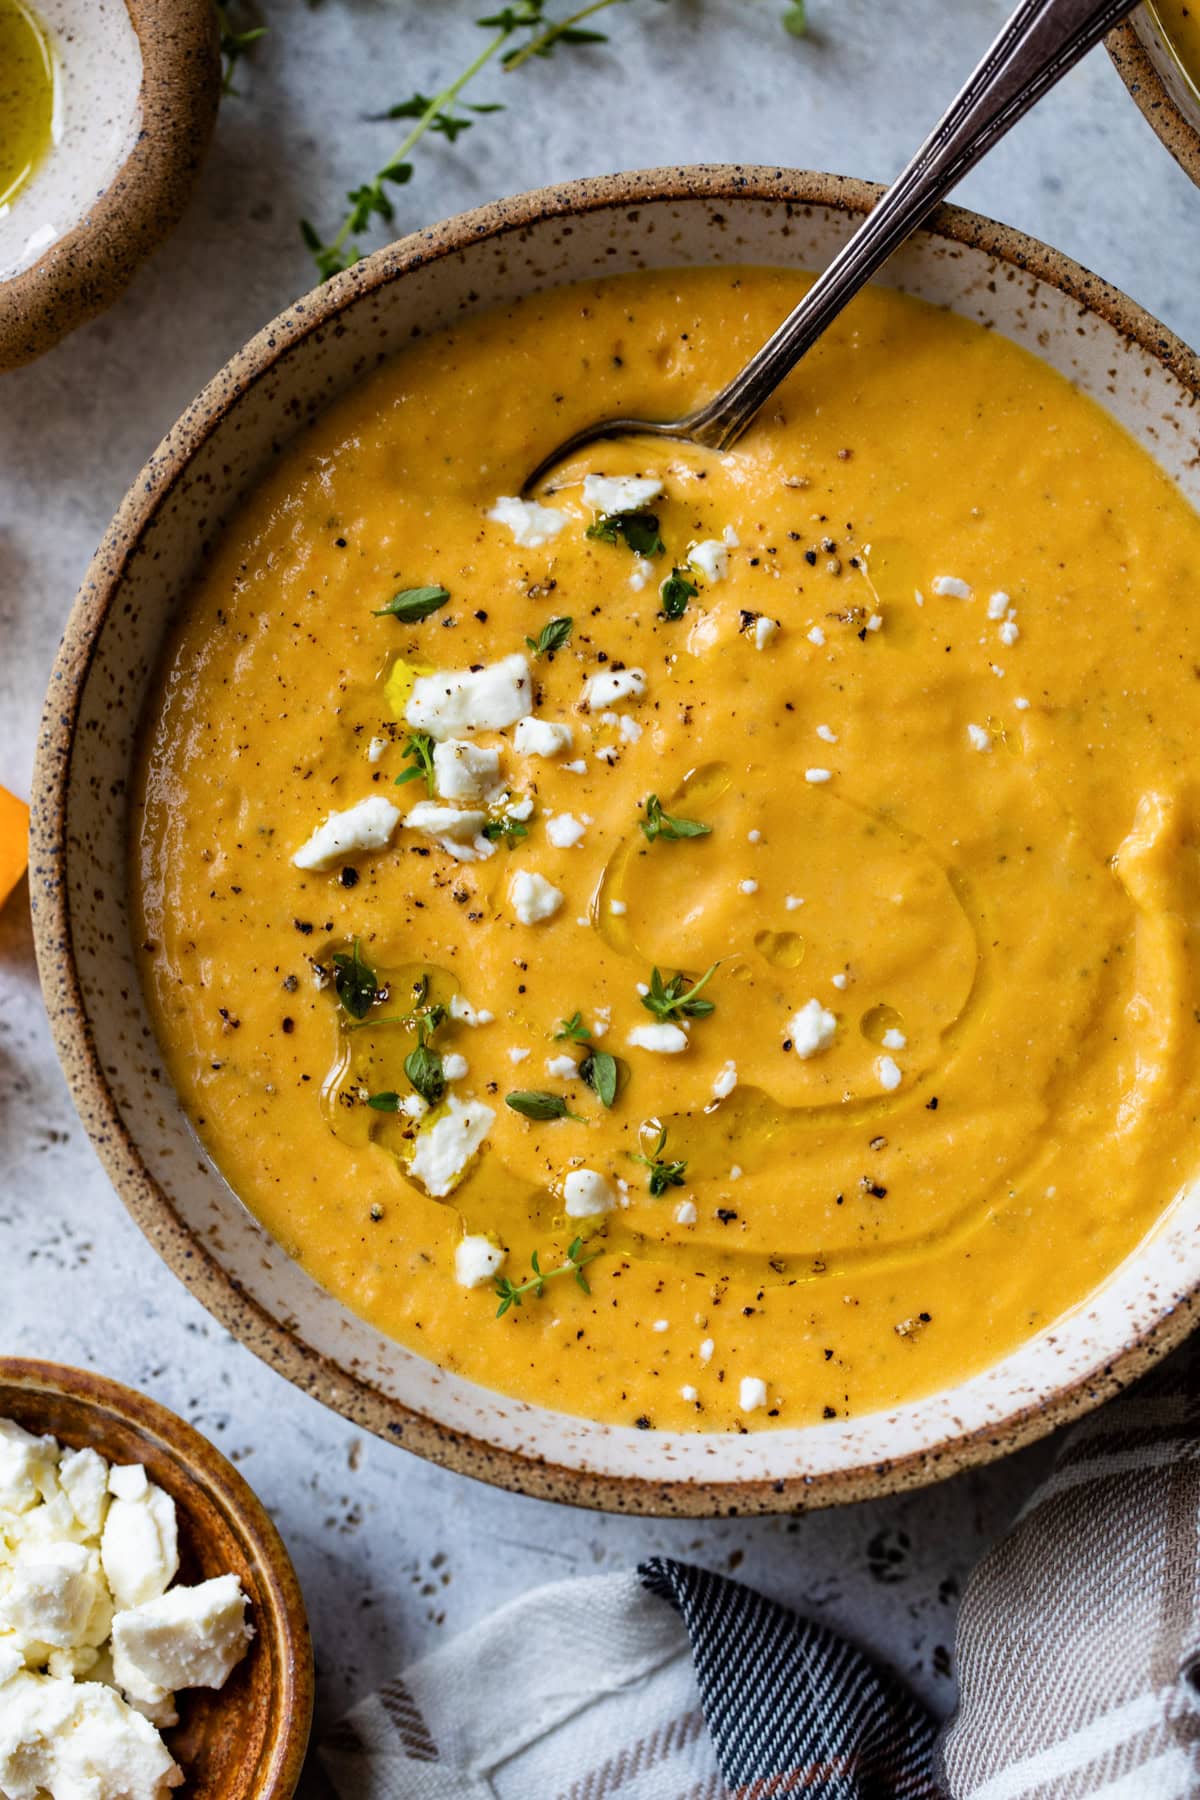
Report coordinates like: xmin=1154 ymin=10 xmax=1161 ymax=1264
xmin=0 ymin=1359 xmax=313 ymax=1797
xmin=1108 ymin=8 xmax=1200 ymax=187
xmin=30 ymin=168 xmax=1200 ymax=1516
xmin=0 ymin=0 xmax=220 ymax=372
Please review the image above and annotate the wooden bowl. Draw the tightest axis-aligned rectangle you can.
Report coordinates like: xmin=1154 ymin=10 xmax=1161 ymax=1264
xmin=1107 ymin=8 xmax=1200 ymax=188
xmin=0 ymin=0 xmax=220 ymax=371
xmin=0 ymin=1359 xmax=313 ymax=1798
xmin=29 ymin=167 xmax=1200 ymax=1516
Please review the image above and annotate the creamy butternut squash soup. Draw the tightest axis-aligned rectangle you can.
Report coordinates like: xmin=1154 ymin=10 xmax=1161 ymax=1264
xmin=132 ymin=268 xmax=1200 ymax=1433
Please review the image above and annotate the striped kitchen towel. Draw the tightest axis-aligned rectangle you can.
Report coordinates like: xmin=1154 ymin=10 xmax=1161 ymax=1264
xmin=319 ymin=1344 xmax=1198 ymax=1799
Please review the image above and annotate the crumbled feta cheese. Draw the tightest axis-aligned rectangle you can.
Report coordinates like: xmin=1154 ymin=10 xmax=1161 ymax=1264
xmin=545 ymin=1054 xmax=577 ymax=1080
xmin=608 ymin=899 xmax=627 ymax=916
xmin=454 ymin=1235 xmax=505 ymax=1289
xmin=932 ymin=575 xmax=972 ymax=599
xmin=563 ymin=1169 xmax=616 ymax=1217
xmin=699 ymin=1338 xmax=715 ymax=1364
xmin=739 ymin=1377 xmax=769 ymax=1413
xmin=626 ymin=1023 xmax=689 ymax=1054
xmin=399 ymin=1094 xmax=427 ymax=1119
xmin=563 ymin=759 xmax=587 ymax=773
xmin=619 ymin=714 xmax=642 ymax=743
xmin=507 ymin=1047 xmax=530 ymax=1065
xmin=432 ymin=738 xmax=500 ymax=803
xmin=545 ymin=813 xmax=585 ymax=849
xmin=998 ymin=619 xmax=1020 ymax=646
xmin=805 ymin=768 xmax=832 ymax=784
xmin=592 ymin=1007 xmax=611 ymax=1036
xmin=987 ymin=590 xmax=1011 ymax=620
xmin=689 ymin=538 xmax=730 ymax=582
xmin=403 ymin=801 xmax=492 ymax=862
xmin=449 ymin=996 xmax=494 ymax=1028
xmin=58 ymin=1450 xmax=109 ymax=1540
xmin=406 ymin=652 xmax=532 ymax=740
xmin=815 ymin=724 xmax=837 ymax=743
xmin=748 ymin=829 xmax=762 ymax=844
xmin=881 ymin=1028 xmax=907 ymax=1051
xmin=488 ymin=495 xmax=568 ymax=547
xmin=680 ymin=1385 xmax=698 ymax=1403
xmin=582 ymin=473 xmax=663 ymax=514
xmin=914 ymin=588 xmax=925 ymax=606
xmin=785 ymin=895 xmax=804 ymax=910
xmin=652 ymin=1319 xmax=669 ymax=1334
xmin=674 ymin=1199 xmax=698 ymax=1226
xmin=831 ymin=972 xmax=849 ymax=990
xmin=1014 ymin=696 xmax=1031 ymax=711
xmin=408 ymin=1095 xmax=496 ymax=1198
xmin=787 ymin=999 xmax=838 ymax=1058
xmin=0 ymin=1418 xmax=59 ymax=1514
xmin=966 ymin=723 xmax=992 ymax=752
xmin=292 ymin=796 xmax=400 ymax=871
xmin=100 ymin=1483 xmax=178 ymax=1612
xmin=367 ymin=735 xmax=388 ymax=764
xmin=753 ymin=617 xmax=779 ymax=650
xmin=108 ymin=1466 xmax=148 ymax=1503
xmin=629 ymin=559 xmax=652 ymax=591
xmin=441 ymin=1052 xmax=469 ymax=1083
xmin=738 ymin=879 xmax=758 ymax=896
xmin=0 ymin=1672 xmax=181 ymax=1799
xmin=111 ymin=1573 xmax=251 ymax=1706
xmin=1 ymin=1543 xmax=110 ymax=1652
xmin=711 ymin=1061 xmax=738 ymax=1101
xmin=509 ymin=870 xmax=564 ymax=924
xmin=807 ymin=625 xmax=826 ymax=646
xmin=581 ymin=668 xmax=645 ymax=710
xmin=866 ymin=613 xmax=883 ymax=632
xmin=729 ymin=1165 xmax=743 ymax=1180
xmin=877 ymin=1056 xmax=903 ymax=1091
xmin=513 ymin=716 xmax=573 ymax=758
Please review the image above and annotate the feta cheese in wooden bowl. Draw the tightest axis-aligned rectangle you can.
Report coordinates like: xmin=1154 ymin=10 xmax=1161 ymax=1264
xmin=0 ymin=1360 xmax=312 ymax=1798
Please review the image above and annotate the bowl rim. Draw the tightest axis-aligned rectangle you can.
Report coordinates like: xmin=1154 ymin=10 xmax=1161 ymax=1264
xmin=0 ymin=0 xmax=221 ymax=372
xmin=30 ymin=163 xmax=1200 ymax=1516
xmin=0 ymin=1356 xmax=313 ymax=1795
xmin=1107 ymin=12 xmax=1200 ymax=189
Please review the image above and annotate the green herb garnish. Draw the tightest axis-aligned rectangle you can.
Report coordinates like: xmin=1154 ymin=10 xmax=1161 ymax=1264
xmin=405 ymin=1034 xmax=445 ymax=1106
xmin=586 ymin=511 xmax=665 ymax=557
xmin=640 ymin=794 xmax=712 ymax=844
xmin=554 ymin=1011 xmax=592 ymax=1043
xmin=332 ymin=939 xmax=380 ymax=1021
xmin=494 ymin=1235 xmax=601 ymax=1316
xmin=366 ymin=1091 xmax=402 ymax=1112
xmin=525 ymin=615 xmax=574 ymax=658
xmin=394 ymin=732 xmax=437 ymax=795
xmin=659 ymin=568 xmax=698 ymax=620
xmin=580 ymin=1049 xmax=618 ymax=1109
xmin=781 ymin=1 xmax=807 ymax=36
xmin=641 ymin=963 xmax=718 ymax=1022
xmin=300 ymin=1 xmax=637 ymax=281
xmin=505 ymin=1090 xmax=584 ymax=1122
xmin=632 ymin=1127 xmax=687 ymax=1195
xmin=216 ymin=5 xmax=267 ymax=95
xmin=482 ymin=813 xmax=530 ymax=845
xmin=373 ymin=585 xmax=450 ymax=623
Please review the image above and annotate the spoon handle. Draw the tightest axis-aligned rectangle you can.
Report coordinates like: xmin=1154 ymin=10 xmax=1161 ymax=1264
xmin=687 ymin=0 xmax=1137 ymax=450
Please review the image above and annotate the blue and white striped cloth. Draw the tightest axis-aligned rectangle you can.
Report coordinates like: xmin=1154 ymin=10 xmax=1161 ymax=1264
xmin=320 ymin=1344 xmax=1198 ymax=1799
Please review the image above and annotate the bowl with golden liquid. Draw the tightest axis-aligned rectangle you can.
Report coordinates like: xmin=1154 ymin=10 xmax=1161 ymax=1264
xmin=1108 ymin=3 xmax=1200 ymax=186
xmin=0 ymin=0 xmax=220 ymax=371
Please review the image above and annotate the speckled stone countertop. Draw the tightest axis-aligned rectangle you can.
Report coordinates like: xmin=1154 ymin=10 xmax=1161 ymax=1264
xmin=2 ymin=0 xmax=1198 ymax=1783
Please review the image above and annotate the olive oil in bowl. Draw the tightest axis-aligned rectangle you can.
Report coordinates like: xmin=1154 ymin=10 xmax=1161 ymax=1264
xmin=0 ymin=0 xmax=55 ymax=209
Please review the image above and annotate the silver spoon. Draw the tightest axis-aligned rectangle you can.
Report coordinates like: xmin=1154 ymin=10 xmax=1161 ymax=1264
xmin=524 ymin=0 xmax=1136 ymax=493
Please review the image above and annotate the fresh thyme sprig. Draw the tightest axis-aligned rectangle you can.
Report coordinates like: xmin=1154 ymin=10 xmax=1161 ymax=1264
xmin=506 ymin=1089 xmax=584 ymax=1121
xmin=494 ymin=1235 xmax=601 ymax=1315
xmin=640 ymin=793 xmax=711 ymax=843
xmin=632 ymin=1126 xmax=687 ymax=1195
xmin=373 ymin=585 xmax=450 ymax=622
xmin=215 ymin=4 xmax=267 ymax=95
xmin=482 ymin=814 xmax=530 ymax=845
xmin=586 ymin=510 xmax=665 ymax=557
xmin=554 ymin=1010 xmax=592 ymax=1042
xmin=659 ymin=567 xmax=698 ymax=619
xmin=526 ymin=616 xmax=573 ymax=658
xmin=641 ymin=963 xmax=718 ymax=1022
xmin=332 ymin=938 xmax=381 ymax=1020
xmin=300 ymin=0 xmax=638 ymax=281
xmin=394 ymin=732 xmax=437 ymax=796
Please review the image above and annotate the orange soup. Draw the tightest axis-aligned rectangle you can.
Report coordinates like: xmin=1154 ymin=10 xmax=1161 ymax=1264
xmin=132 ymin=268 xmax=1200 ymax=1432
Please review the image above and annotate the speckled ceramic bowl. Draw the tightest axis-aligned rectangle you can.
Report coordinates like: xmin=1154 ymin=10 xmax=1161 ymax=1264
xmin=0 ymin=1359 xmax=312 ymax=1796
xmin=30 ymin=167 xmax=1200 ymax=1516
xmin=0 ymin=0 xmax=220 ymax=371
xmin=1108 ymin=8 xmax=1200 ymax=187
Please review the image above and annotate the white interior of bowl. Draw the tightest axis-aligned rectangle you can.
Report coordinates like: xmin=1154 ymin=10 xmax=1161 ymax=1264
xmin=0 ymin=0 xmax=141 ymax=279
xmin=60 ymin=187 xmax=1200 ymax=1489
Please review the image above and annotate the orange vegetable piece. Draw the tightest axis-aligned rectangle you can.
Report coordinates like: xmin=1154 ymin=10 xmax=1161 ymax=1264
xmin=0 ymin=785 xmax=29 ymax=909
